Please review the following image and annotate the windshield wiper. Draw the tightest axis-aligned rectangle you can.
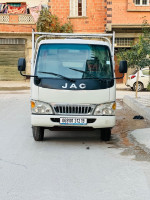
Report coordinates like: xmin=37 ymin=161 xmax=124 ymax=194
xmin=38 ymin=71 xmax=75 ymax=82
xmin=68 ymin=67 xmax=109 ymax=82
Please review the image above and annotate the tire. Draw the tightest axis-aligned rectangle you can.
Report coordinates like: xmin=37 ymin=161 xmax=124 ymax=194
xmin=32 ymin=126 xmax=44 ymax=141
xmin=133 ymin=82 xmax=144 ymax=91
xmin=101 ymin=128 xmax=111 ymax=141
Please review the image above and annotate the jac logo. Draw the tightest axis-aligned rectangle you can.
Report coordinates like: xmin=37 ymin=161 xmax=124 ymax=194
xmin=62 ymin=83 xmax=86 ymax=89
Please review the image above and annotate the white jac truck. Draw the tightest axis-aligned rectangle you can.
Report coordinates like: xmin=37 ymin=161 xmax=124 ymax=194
xmin=18 ymin=31 xmax=127 ymax=141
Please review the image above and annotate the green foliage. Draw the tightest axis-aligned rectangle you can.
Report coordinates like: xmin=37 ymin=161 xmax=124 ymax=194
xmin=147 ymin=82 xmax=150 ymax=91
xmin=37 ymin=8 xmax=52 ymax=32
xmin=117 ymin=20 xmax=150 ymax=70
xmin=37 ymin=8 xmax=73 ymax=33
xmin=60 ymin=22 xmax=73 ymax=33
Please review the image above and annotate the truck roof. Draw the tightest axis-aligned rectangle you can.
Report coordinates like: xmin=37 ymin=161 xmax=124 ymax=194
xmin=38 ymin=39 xmax=111 ymax=48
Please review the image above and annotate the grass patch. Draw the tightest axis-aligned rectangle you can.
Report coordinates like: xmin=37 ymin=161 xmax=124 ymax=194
xmin=147 ymin=82 xmax=150 ymax=91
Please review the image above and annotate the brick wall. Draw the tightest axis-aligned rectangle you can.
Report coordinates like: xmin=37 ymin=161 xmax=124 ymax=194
xmin=112 ymin=0 xmax=150 ymax=24
xmin=48 ymin=0 xmax=107 ymax=33
xmin=0 ymin=24 xmax=36 ymax=33
xmin=128 ymin=0 xmax=150 ymax=11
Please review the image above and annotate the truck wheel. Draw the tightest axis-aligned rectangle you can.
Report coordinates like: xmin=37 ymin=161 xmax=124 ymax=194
xmin=32 ymin=126 xmax=44 ymax=141
xmin=133 ymin=82 xmax=144 ymax=91
xmin=101 ymin=128 xmax=111 ymax=141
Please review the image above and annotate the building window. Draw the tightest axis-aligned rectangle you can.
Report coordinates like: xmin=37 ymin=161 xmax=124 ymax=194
xmin=70 ymin=0 xmax=86 ymax=17
xmin=135 ymin=0 xmax=149 ymax=6
xmin=78 ymin=0 xmax=82 ymax=16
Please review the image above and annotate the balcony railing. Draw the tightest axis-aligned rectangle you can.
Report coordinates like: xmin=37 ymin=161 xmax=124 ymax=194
xmin=0 ymin=14 xmax=9 ymax=23
xmin=18 ymin=15 xmax=35 ymax=24
xmin=0 ymin=14 xmax=35 ymax=24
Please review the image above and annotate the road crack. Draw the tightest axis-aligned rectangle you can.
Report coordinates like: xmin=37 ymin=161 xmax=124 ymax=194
xmin=0 ymin=158 xmax=27 ymax=169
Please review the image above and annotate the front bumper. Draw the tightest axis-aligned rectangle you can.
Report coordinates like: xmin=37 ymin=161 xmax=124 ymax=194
xmin=31 ymin=114 xmax=116 ymax=129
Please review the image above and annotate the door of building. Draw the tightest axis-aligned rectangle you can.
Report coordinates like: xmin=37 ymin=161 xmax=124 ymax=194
xmin=0 ymin=38 xmax=25 ymax=81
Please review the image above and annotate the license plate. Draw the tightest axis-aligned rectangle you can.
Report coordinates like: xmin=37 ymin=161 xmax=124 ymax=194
xmin=60 ymin=118 xmax=87 ymax=125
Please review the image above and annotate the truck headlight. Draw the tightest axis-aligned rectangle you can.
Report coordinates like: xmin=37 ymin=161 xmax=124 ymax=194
xmin=31 ymin=100 xmax=53 ymax=114
xmin=94 ymin=102 xmax=116 ymax=116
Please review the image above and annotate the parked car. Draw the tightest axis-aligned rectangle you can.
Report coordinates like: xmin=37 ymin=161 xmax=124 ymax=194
xmin=126 ymin=67 xmax=150 ymax=91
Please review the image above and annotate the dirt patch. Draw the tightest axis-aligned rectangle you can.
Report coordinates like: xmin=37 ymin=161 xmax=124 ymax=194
xmin=112 ymin=100 xmax=150 ymax=161
xmin=121 ymin=146 xmax=150 ymax=162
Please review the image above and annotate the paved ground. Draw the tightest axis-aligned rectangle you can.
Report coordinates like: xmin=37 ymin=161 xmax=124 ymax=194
xmin=0 ymin=81 xmax=30 ymax=90
xmin=0 ymin=91 xmax=150 ymax=200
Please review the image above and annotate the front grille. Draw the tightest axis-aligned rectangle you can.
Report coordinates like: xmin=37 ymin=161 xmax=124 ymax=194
xmin=53 ymin=104 xmax=95 ymax=115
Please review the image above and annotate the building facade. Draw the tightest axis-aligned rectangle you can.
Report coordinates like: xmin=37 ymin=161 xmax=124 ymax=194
xmin=0 ymin=0 xmax=48 ymax=80
xmin=106 ymin=0 xmax=150 ymax=82
xmin=0 ymin=0 xmax=108 ymax=80
xmin=1 ymin=0 xmax=150 ymax=81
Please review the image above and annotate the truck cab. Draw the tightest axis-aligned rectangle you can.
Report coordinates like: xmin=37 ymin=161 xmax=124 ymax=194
xmin=18 ymin=32 xmax=127 ymax=141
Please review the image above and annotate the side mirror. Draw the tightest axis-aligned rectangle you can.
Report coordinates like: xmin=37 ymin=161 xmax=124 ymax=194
xmin=119 ymin=61 xmax=127 ymax=73
xmin=18 ymin=58 xmax=37 ymax=79
xmin=18 ymin=58 xmax=26 ymax=71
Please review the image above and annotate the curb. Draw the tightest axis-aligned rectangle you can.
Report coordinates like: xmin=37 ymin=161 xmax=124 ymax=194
xmin=129 ymin=129 xmax=150 ymax=154
xmin=0 ymin=81 xmax=30 ymax=91
xmin=123 ymin=95 xmax=150 ymax=121
xmin=0 ymin=87 xmax=30 ymax=91
xmin=116 ymin=88 xmax=130 ymax=91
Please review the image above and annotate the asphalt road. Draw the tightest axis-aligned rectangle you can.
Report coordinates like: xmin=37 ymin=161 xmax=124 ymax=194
xmin=0 ymin=90 xmax=150 ymax=200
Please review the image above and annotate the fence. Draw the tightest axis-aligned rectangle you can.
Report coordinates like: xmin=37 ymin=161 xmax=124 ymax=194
xmin=0 ymin=14 xmax=35 ymax=24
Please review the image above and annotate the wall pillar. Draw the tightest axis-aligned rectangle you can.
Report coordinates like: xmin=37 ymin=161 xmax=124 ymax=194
xmin=25 ymin=36 xmax=32 ymax=75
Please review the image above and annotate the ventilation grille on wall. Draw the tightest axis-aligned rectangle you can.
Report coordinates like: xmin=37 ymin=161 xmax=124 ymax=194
xmin=115 ymin=38 xmax=134 ymax=47
xmin=18 ymin=15 xmax=34 ymax=24
xmin=0 ymin=38 xmax=25 ymax=45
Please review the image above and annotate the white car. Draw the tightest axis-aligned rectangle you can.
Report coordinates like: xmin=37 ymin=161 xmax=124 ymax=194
xmin=126 ymin=67 xmax=150 ymax=91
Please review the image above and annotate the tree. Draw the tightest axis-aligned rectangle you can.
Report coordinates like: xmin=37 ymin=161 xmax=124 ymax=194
xmin=37 ymin=8 xmax=73 ymax=33
xmin=117 ymin=20 xmax=150 ymax=97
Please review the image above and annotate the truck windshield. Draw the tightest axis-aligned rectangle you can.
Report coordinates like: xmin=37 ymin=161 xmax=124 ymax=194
xmin=35 ymin=44 xmax=113 ymax=79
